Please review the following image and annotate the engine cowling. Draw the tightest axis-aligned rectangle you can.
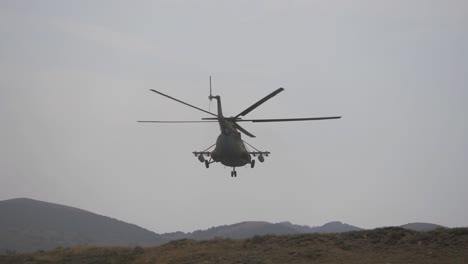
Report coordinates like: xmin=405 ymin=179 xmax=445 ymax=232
xmin=258 ymin=154 xmax=265 ymax=163
xmin=198 ymin=155 xmax=205 ymax=162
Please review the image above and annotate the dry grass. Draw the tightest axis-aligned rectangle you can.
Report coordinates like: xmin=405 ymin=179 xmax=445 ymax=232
xmin=1 ymin=227 xmax=467 ymax=264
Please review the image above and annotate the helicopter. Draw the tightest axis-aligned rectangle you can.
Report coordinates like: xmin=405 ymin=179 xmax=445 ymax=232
xmin=139 ymin=77 xmax=341 ymax=177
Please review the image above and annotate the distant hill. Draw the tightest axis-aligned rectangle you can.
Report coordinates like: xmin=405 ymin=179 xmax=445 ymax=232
xmin=3 ymin=198 xmax=361 ymax=253
xmin=0 ymin=198 xmax=164 ymax=253
xmin=0 ymin=197 xmax=448 ymax=254
xmin=160 ymin=221 xmax=362 ymax=241
xmin=278 ymin=221 xmax=362 ymax=233
xmin=162 ymin=221 xmax=301 ymax=241
xmin=401 ymin=222 xmax=445 ymax=231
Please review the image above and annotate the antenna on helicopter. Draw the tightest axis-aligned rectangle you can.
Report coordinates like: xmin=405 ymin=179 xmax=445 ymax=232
xmin=208 ymin=76 xmax=213 ymax=111
xmin=209 ymin=76 xmax=213 ymax=99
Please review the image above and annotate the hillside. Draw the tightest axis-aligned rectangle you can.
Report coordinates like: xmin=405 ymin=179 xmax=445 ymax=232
xmin=0 ymin=198 xmax=164 ymax=253
xmin=1 ymin=227 xmax=467 ymax=264
xmin=167 ymin=221 xmax=302 ymax=240
xmin=0 ymin=197 xmax=449 ymax=254
xmin=401 ymin=222 xmax=445 ymax=232
xmin=0 ymin=198 xmax=365 ymax=253
xmin=166 ymin=221 xmax=362 ymax=241
xmin=278 ymin=221 xmax=362 ymax=233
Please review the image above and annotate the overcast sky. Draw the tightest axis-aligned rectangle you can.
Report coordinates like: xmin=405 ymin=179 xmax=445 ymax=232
xmin=1 ymin=0 xmax=467 ymax=233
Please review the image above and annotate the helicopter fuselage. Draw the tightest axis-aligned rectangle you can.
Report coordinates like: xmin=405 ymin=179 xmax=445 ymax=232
xmin=209 ymin=95 xmax=251 ymax=167
xmin=211 ymin=132 xmax=251 ymax=167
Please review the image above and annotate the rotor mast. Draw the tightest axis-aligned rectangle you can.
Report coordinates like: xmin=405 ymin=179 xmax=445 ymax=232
xmin=208 ymin=76 xmax=231 ymax=135
xmin=208 ymin=76 xmax=223 ymax=118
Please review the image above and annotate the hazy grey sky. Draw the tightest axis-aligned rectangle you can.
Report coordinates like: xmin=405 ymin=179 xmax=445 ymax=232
xmin=1 ymin=0 xmax=467 ymax=233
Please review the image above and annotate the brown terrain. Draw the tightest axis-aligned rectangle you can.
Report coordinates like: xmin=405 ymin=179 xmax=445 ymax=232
xmin=1 ymin=227 xmax=467 ymax=264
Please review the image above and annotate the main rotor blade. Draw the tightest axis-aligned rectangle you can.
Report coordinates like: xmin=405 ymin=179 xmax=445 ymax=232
xmin=202 ymin=116 xmax=342 ymax=122
xmin=235 ymin=88 xmax=285 ymax=118
xmin=138 ymin=120 xmax=217 ymax=123
xmin=232 ymin=122 xmax=256 ymax=138
xmin=149 ymin=89 xmax=217 ymax=117
xmin=236 ymin=116 xmax=342 ymax=122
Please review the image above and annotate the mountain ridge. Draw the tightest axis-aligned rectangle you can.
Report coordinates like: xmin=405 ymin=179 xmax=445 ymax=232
xmin=0 ymin=198 xmax=448 ymax=253
xmin=0 ymin=198 xmax=165 ymax=253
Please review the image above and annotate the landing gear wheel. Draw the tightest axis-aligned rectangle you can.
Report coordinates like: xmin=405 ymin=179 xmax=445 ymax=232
xmin=250 ymin=159 xmax=255 ymax=168
xmin=205 ymin=160 xmax=209 ymax=168
xmin=231 ymin=168 xmax=237 ymax=177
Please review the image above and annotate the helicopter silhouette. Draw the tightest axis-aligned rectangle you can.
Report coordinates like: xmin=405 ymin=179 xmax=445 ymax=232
xmin=139 ymin=77 xmax=341 ymax=177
